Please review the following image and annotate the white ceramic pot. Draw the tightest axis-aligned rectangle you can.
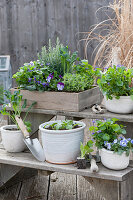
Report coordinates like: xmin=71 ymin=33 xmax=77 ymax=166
xmin=39 ymin=120 xmax=86 ymax=164
xmin=1 ymin=125 xmax=26 ymax=152
xmin=100 ymin=148 xmax=129 ymax=170
xmin=104 ymin=96 xmax=133 ymax=114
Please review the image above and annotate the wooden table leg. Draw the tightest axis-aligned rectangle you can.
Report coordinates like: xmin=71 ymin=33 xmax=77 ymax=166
xmin=84 ymin=176 xmax=133 ymax=200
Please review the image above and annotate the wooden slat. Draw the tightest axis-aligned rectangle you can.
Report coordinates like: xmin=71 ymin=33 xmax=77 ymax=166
xmin=7 ymin=106 xmax=133 ymax=123
xmin=49 ymin=172 xmax=76 ymax=200
xmin=0 ymin=149 xmax=132 ymax=182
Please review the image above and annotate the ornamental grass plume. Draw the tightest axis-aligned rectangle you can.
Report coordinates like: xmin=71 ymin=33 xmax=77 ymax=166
xmin=85 ymin=0 xmax=133 ymax=68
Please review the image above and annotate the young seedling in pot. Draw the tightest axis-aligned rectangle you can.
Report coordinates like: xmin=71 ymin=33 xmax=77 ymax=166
xmin=77 ymin=141 xmax=94 ymax=169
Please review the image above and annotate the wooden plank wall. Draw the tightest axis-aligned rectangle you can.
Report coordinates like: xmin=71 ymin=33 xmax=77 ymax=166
xmin=0 ymin=0 xmax=112 ymax=79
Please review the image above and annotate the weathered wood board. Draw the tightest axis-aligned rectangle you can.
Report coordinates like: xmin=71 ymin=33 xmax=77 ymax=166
xmin=11 ymin=86 xmax=102 ymax=112
xmin=0 ymin=0 xmax=112 ymax=79
xmin=0 ymin=148 xmax=132 ymax=182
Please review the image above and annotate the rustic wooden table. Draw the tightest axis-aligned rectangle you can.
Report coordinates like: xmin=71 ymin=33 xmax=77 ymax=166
xmin=2 ymin=107 xmax=133 ymax=200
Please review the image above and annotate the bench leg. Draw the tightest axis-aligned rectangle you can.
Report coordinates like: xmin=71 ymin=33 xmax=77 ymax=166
xmin=84 ymin=177 xmax=133 ymax=200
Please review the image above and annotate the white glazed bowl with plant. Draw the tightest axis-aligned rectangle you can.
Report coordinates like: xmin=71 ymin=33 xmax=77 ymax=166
xmin=39 ymin=120 xmax=86 ymax=164
xmin=0 ymin=90 xmax=35 ymax=152
xmin=89 ymin=118 xmax=133 ymax=170
xmin=97 ymin=65 xmax=133 ymax=114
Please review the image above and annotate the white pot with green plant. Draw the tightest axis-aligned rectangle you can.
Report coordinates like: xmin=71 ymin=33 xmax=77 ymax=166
xmin=97 ymin=65 xmax=133 ymax=114
xmin=39 ymin=120 xmax=86 ymax=164
xmin=0 ymin=90 xmax=35 ymax=153
xmin=89 ymin=118 xmax=133 ymax=170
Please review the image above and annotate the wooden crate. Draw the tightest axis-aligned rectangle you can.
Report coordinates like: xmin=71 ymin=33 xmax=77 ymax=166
xmin=10 ymin=86 xmax=102 ymax=112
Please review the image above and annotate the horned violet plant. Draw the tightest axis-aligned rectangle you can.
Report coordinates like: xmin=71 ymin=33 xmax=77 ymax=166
xmin=90 ymin=118 xmax=133 ymax=156
xmin=97 ymin=65 xmax=133 ymax=100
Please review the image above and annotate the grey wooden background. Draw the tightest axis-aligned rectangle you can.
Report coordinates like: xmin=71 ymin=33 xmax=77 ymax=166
xmin=0 ymin=0 xmax=111 ymax=78
xmin=0 ymin=0 xmax=113 ymax=199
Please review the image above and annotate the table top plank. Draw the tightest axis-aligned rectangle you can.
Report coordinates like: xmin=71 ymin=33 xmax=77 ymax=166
xmin=7 ymin=107 xmax=133 ymax=122
xmin=0 ymin=149 xmax=132 ymax=182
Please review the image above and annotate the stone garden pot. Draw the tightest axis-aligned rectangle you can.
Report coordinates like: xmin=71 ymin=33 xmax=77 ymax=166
xmin=100 ymin=148 xmax=129 ymax=170
xmin=39 ymin=120 xmax=86 ymax=164
xmin=1 ymin=125 xmax=26 ymax=153
xmin=104 ymin=96 xmax=133 ymax=114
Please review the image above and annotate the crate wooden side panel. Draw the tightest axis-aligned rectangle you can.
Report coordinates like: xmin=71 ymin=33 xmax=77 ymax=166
xmin=78 ymin=86 xmax=101 ymax=110
xmin=11 ymin=87 xmax=101 ymax=112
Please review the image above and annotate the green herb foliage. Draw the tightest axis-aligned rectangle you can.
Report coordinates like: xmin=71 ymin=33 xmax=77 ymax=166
xmin=97 ymin=65 xmax=133 ymax=99
xmin=63 ymin=60 xmax=96 ymax=92
xmin=80 ymin=141 xmax=94 ymax=158
xmin=0 ymin=90 xmax=36 ymax=132
xmin=44 ymin=120 xmax=82 ymax=130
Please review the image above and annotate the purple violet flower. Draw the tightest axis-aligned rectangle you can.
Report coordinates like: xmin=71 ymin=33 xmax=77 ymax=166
xmin=92 ymin=120 xmax=95 ymax=124
xmin=37 ymin=81 xmax=41 ymax=84
xmin=30 ymin=61 xmax=34 ymax=66
xmin=57 ymin=82 xmax=64 ymax=91
xmin=59 ymin=75 xmax=63 ymax=79
xmin=107 ymin=143 xmax=111 ymax=150
xmin=46 ymin=63 xmax=50 ymax=66
xmin=46 ymin=73 xmax=54 ymax=83
xmin=104 ymin=141 xmax=107 ymax=146
xmin=92 ymin=132 xmax=95 ymax=135
xmin=131 ymin=140 xmax=133 ymax=144
xmin=104 ymin=66 xmax=108 ymax=70
xmin=97 ymin=130 xmax=101 ymax=133
xmin=42 ymin=83 xmax=46 ymax=87
xmin=28 ymin=78 xmax=32 ymax=82
xmin=113 ymin=139 xmax=117 ymax=144
xmin=107 ymin=82 xmax=110 ymax=85
xmin=27 ymin=69 xmax=32 ymax=72
xmin=120 ymin=139 xmax=128 ymax=147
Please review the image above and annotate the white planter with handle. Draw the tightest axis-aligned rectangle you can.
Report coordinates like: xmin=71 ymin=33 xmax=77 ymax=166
xmin=100 ymin=148 xmax=129 ymax=170
xmin=39 ymin=120 xmax=86 ymax=164
xmin=104 ymin=96 xmax=133 ymax=114
xmin=1 ymin=125 xmax=26 ymax=152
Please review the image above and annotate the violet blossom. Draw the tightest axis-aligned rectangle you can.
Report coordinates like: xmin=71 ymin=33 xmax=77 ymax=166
xmin=46 ymin=73 xmax=54 ymax=83
xmin=28 ymin=78 xmax=32 ymax=82
xmin=57 ymin=82 xmax=64 ymax=91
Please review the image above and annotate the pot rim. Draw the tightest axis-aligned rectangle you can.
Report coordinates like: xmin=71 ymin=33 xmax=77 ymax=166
xmin=104 ymin=95 xmax=132 ymax=100
xmin=0 ymin=125 xmax=21 ymax=133
xmin=101 ymin=148 xmax=127 ymax=155
xmin=39 ymin=120 xmax=86 ymax=134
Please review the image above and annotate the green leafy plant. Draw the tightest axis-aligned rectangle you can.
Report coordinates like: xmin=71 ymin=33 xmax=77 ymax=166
xmin=89 ymin=118 xmax=126 ymax=149
xmin=97 ymin=65 xmax=133 ymax=100
xmin=43 ymin=120 xmax=82 ymax=130
xmin=89 ymin=118 xmax=133 ymax=156
xmin=80 ymin=140 xmax=94 ymax=158
xmin=60 ymin=46 xmax=79 ymax=75
xmin=37 ymin=38 xmax=63 ymax=72
xmin=0 ymin=90 xmax=36 ymax=132
xmin=63 ymin=60 xmax=96 ymax=92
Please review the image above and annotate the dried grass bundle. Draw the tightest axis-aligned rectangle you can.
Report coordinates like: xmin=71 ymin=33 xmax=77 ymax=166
xmin=85 ymin=0 xmax=133 ymax=68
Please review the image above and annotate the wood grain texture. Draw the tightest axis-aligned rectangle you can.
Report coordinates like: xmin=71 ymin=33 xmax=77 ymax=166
xmin=17 ymin=174 xmax=49 ymax=200
xmin=0 ymin=0 xmax=112 ymax=83
xmin=77 ymin=176 xmax=105 ymax=200
xmin=85 ymin=177 xmax=118 ymax=200
xmin=11 ymin=86 xmax=101 ymax=112
xmin=0 ymin=148 xmax=132 ymax=182
xmin=7 ymin=106 xmax=133 ymax=123
xmin=49 ymin=172 xmax=76 ymax=200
